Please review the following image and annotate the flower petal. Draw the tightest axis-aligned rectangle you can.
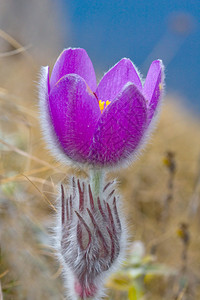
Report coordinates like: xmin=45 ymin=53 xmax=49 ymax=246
xmin=89 ymin=84 xmax=147 ymax=166
xmin=50 ymin=48 xmax=97 ymax=92
xmin=143 ymin=60 xmax=164 ymax=123
xmin=49 ymin=74 xmax=101 ymax=163
xmin=96 ymin=58 xmax=142 ymax=103
xmin=39 ymin=66 xmax=54 ymax=148
xmin=39 ymin=66 xmax=71 ymax=165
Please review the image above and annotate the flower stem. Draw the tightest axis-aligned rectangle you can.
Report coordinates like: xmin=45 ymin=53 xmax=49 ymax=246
xmin=89 ymin=168 xmax=104 ymax=200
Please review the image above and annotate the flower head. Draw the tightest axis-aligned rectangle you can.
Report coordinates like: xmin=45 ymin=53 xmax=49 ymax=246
xmin=39 ymin=48 xmax=164 ymax=168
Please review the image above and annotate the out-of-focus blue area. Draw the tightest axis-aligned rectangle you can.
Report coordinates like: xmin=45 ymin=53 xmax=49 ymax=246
xmin=60 ymin=0 xmax=200 ymax=111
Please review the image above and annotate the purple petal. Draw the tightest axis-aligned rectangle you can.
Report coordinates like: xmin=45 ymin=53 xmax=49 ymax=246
xmin=50 ymin=48 xmax=97 ymax=92
xmin=96 ymin=58 xmax=142 ymax=103
xmin=49 ymin=74 xmax=101 ymax=163
xmin=39 ymin=66 xmax=73 ymax=165
xmin=88 ymin=84 xmax=147 ymax=166
xmin=143 ymin=60 xmax=164 ymax=123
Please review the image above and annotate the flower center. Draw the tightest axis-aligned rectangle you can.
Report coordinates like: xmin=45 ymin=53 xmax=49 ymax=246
xmin=99 ymin=100 xmax=111 ymax=113
xmin=93 ymin=92 xmax=111 ymax=113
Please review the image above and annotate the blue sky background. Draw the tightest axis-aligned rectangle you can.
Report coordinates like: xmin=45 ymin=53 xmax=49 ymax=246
xmin=60 ymin=0 xmax=200 ymax=112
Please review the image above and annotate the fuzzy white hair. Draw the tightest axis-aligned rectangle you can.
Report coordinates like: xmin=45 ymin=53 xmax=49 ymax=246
xmin=52 ymin=176 xmax=128 ymax=300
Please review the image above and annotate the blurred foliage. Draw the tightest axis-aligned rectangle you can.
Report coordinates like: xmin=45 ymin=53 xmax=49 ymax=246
xmin=107 ymin=241 xmax=175 ymax=299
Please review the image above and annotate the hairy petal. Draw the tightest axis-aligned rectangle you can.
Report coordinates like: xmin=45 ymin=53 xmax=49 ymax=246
xmin=89 ymin=84 xmax=147 ymax=166
xmin=143 ymin=60 xmax=164 ymax=124
xmin=49 ymin=74 xmax=100 ymax=163
xmin=39 ymin=66 xmax=51 ymax=138
xmin=96 ymin=58 xmax=142 ymax=102
xmin=39 ymin=66 xmax=69 ymax=162
xmin=50 ymin=48 xmax=97 ymax=91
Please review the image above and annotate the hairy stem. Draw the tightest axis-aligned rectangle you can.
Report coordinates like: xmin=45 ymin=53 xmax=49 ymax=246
xmin=89 ymin=168 xmax=104 ymax=201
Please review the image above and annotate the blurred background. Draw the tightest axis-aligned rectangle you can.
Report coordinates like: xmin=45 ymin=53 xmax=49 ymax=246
xmin=0 ymin=0 xmax=200 ymax=299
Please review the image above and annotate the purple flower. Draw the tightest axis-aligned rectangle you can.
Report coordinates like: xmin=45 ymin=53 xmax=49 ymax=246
xmin=39 ymin=48 xmax=164 ymax=168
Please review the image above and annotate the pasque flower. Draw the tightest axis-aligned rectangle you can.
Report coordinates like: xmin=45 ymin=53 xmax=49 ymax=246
xmin=39 ymin=48 xmax=164 ymax=168
xmin=39 ymin=48 xmax=165 ymax=300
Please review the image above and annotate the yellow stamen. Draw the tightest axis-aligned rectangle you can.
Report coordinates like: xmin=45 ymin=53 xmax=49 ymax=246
xmin=159 ymin=83 xmax=162 ymax=91
xmin=99 ymin=100 xmax=105 ymax=113
xmin=106 ymin=100 xmax=111 ymax=108
xmin=99 ymin=100 xmax=111 ymax=113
